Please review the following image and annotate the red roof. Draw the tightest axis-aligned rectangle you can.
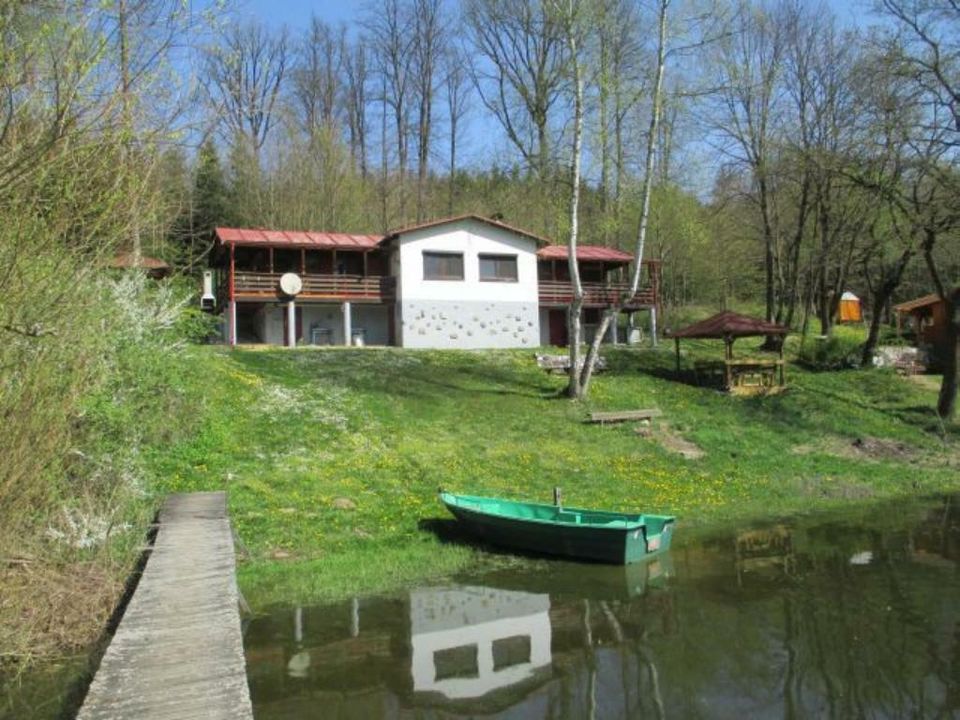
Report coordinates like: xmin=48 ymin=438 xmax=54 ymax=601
xmin=215 ymin=227 xmax=383 ymax=250
xmin=667 ymin=311 xmax=789 ymax=339
xmin=537 ymin=244 xmax=635 ymax=263
xmin=384 ymin=214 xmax=552 ymax=246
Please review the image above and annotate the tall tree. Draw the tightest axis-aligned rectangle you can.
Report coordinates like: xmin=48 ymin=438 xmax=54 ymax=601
xmin=466 ymin=0 xmax=568 ymax=180
xmin=203 ymin=20 xmax=289 ymax=162
xmin=366 ymin=0 xmax=414 ymax=215
xmin=443 ymin=45 xmax=471 ymax=214
xmin=411 ymin=0 xmax=445 ymax=221
xmin=189 ymin=138 xmax=229 ymax=260
xmin=878 ymin=0 xmax=960 ymax=419
xmin=576 ymin=0 xmax=672 ymax=398
xmin=344 ymin=39 xmax=370 ymax=178
xmin=292 ymin=17 xmax=345 ymax=139
xmin=709 ymin=0 xmax=787 ymax=330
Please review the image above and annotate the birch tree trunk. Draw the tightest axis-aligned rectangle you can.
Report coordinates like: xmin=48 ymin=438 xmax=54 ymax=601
xmin=577 ymin=0 xmax=670 ymax=399
xmin=560 ymin=1 xmax=585 ymax=399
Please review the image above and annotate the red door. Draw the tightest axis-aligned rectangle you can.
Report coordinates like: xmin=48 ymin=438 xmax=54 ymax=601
xmin=549 ymin=309 xmax=568 ymax=347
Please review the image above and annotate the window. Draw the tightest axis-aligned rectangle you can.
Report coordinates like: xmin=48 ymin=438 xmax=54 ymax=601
xmin=492 ymin=635 xmax=531 ymax=671
xmin=423 ymin=251 xmax=464 ymax=280
xmin=479 ymin=254 xmax=518 ymax=282
xmin=433 ymin=644 xmax=479 ymax=680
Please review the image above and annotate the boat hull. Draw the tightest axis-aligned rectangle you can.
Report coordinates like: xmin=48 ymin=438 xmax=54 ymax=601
xmin=442 ymin=494 xmax=675 ymax=565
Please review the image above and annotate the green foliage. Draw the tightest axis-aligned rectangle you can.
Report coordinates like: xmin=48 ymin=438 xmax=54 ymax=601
xmin=797 ymin=325 xmax=866 ymax=369
xmin=147 ymin=346 xmax=957 ymax=609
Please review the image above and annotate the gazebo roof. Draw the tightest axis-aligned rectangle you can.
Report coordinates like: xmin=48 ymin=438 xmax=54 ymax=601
xmin=667 ymin=311 xmax=790 ymax=339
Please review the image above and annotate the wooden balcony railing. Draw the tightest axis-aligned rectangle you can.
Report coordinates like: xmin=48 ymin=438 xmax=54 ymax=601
xmin=538 ymin=280 xmax=658 ymax=308
xmin=232 ymin=271 xmax=396 ymax=301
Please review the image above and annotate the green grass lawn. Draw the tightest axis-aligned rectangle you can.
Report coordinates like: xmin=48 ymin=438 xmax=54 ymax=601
xmin=146 ymin=340 xmax=959 ymax=608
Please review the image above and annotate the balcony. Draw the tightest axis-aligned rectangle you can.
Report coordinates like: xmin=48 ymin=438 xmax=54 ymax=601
xmin=232 ymin=272 xmax=396 ymax=302
xmin=538 ymin=280 xmax=658 ymax=308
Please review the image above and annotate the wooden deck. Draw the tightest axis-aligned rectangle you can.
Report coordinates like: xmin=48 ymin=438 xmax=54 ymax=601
xmin=78 ymin=492 xmax=253 ymax=720
xmin=537 ymin=280 xmax=658 ymax=309
xmin=232 ymin=270 xmax=395 ymax=302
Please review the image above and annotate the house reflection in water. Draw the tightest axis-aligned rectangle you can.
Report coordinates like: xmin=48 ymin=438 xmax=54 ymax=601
xmin=409 ymin=586 xmax=552 ymax=701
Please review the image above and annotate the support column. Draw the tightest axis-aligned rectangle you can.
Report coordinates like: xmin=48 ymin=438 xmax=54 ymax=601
xmin=650 ymin=307 xmax=658 ymax=347
xmin=343 ymin=301 xmax=352 ymax=346
xmin=626 ymin=312 xmax=635 ymax=346
xmin=228 ymin=243 xmax=236 ymax=347
xmin=608 ymin=313 xmax=618 ymax=344
xmin=286 ymin=300 xmax=296 ymax=348
xmin=228 ymin=300 xmax=237 ymax=347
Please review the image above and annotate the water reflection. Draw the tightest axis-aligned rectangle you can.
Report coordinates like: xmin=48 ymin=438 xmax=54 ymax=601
xmin=410 ymin=586 xmax=552 ymax=700
xmin=244 ymin=495 xmax=960 ymax=719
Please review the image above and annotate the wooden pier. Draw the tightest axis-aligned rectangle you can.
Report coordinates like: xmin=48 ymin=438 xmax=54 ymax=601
xmin=78 ymin=492 xmax=253 ymax=720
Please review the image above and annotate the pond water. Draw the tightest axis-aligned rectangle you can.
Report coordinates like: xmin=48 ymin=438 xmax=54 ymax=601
xmin=244 ymin=495 xmax=960 ymax=719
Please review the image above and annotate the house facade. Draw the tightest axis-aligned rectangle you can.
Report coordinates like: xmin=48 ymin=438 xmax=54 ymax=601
xmin=207 ymin=215 xmax=660 ymax=349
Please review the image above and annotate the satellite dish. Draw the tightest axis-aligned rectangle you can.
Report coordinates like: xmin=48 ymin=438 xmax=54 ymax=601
xmin=279 ymin=272 xmax=303 ymax=296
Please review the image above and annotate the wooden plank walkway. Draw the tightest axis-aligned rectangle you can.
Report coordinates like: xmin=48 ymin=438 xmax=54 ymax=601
xmin=78 ymin=491 xmax=253 ymax=720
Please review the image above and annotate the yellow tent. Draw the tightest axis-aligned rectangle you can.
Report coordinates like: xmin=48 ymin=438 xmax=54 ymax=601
xmin=838 ymin=291 xmax=862 ymax=322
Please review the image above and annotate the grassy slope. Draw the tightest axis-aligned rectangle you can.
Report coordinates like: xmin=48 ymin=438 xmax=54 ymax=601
xmin=147 ymin=341 xmax=959 ymax=608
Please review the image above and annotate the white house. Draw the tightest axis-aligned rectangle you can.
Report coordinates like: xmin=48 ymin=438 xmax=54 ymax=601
xmin=209 ymin=214 xmax=660 ymax=349
xmin=385 ymin=215 xmax=542 ymax=349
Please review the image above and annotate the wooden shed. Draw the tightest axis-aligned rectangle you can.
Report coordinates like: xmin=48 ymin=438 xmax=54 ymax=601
xmin=894 ymin=293 xmax=951 ymax=362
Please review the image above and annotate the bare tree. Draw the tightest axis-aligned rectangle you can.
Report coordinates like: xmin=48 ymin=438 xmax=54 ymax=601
xmin=292 ymin=17 xmax=345 ymax=139
xmin=708 ymin=0 xmax=787 ymax=330
xmin=443 ymin=44 xmax=471 ymax=214
xmin=466 ymin=0 xmax=568 ymax=180
xmin=366 ymin=0 xmax=414 ymax=214
xmin=411 ymin=0 xmax=446 ymax=221
xmin=344 ymin=38 xmax=370 ymax=178
xmin=203 ymin=20 xmax=289 ymax=161
xmin=593 ymin=0 xmax=644 ymax=219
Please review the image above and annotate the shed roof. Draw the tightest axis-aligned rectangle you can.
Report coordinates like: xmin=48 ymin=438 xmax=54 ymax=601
xmin=893 ymin=293 xmax=943 ymax=313
xmin=537 ymin=245 xmax=635 ymax=263
xmin=214 ymin=227 xmax=383 ymax=250
xmin=383 ymin=214 xmax=551 ymax=246
xmin=108 ymin=252 xmax=171 ymax=277
xmin=667 ymin=310 xmax=790 ymax=339
xmin=108 ymin=252 xmax=170 ymax=270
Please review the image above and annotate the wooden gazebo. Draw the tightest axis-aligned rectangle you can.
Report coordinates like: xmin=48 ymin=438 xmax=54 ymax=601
xmin=667 ymin=311 xmax=790 ymax=393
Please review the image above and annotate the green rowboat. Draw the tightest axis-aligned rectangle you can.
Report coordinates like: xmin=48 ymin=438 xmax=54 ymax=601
xmin=440 ymin=491 xmax=675 ymax=564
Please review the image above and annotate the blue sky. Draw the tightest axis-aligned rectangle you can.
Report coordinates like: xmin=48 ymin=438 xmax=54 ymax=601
xmin=208 ymin=0 xmax=883 ymax=189
xmin=231 ymin=0 xmax=874 ymax=31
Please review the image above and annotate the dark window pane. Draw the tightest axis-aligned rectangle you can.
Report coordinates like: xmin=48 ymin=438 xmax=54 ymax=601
xmin=423 ymin=252 xmax=464 ymax=280
xmin=274 ymin=249 xmax=300 ymax=273
xmin=479 ymin=254 xmax=518 ymax=282
xmin=434 ymin=644 xmax=478 ymax=680
xmin=492 ymin=635 xmax=531 ymax=671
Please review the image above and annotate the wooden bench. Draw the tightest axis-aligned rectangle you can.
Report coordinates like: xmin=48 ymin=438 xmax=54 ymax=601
xmin=587 ymin=408 xmax=662 ymax=424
